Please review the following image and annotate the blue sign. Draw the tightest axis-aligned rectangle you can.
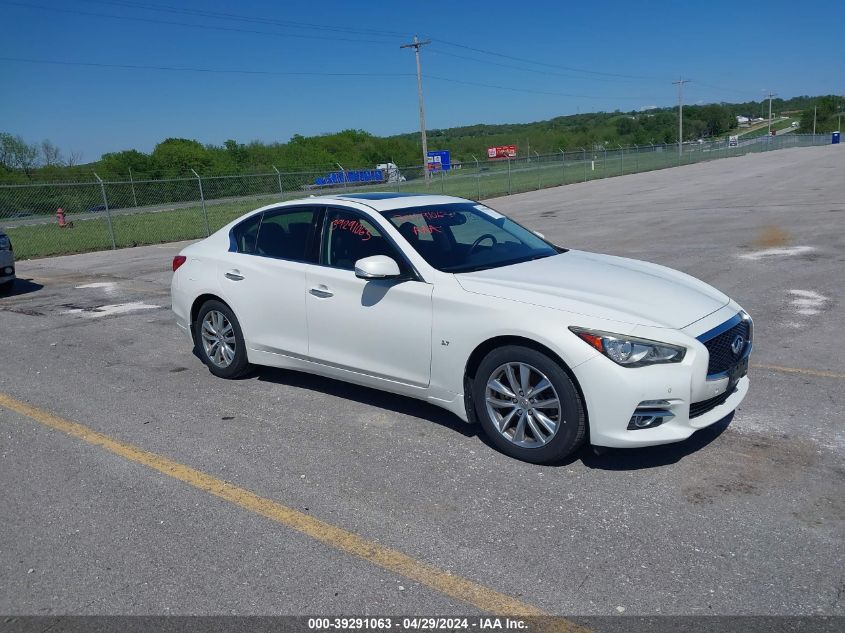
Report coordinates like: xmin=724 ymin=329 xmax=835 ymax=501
xmin=314 ymin=169 xmax=386 ymax=186
xmin=426 ymin=150 xmax=451 ymax=171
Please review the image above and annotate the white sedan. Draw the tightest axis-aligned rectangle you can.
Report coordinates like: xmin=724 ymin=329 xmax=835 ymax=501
xmin=171 ymin=193 xmax=751 ymax=463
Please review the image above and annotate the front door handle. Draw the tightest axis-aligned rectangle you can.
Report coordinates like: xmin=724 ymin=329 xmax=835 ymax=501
xmin=224 ymin=270 xmax=245 ymax=281
xmin=309 ymin=285 xmax=333 ymax=298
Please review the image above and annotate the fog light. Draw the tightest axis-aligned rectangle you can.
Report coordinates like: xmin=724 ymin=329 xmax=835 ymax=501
xmin=627 ymin=400 xmax=675 ymax=430
xmin=630 ymin=414 xmax=660 ymax=428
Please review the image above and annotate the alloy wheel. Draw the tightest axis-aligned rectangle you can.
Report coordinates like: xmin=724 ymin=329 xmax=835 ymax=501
xmin=484 ymin=362 xmax=563 ymax=448
xmin=201 ymin=310 xmax=236 ymax=368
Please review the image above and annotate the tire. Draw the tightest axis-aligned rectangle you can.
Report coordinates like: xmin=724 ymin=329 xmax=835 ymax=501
xmin=0 ymin=279 xmax=13 ymax=294
xmin=194 ymin=299 xmax=251 ymax=379
xmin=472 ymin=345 xmax=586 ymax=464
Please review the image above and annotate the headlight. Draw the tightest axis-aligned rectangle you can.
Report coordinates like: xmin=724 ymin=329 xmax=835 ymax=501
xmin=569 ymin=327 xmax=686 ymax=367
xmin=0 ymin=235 xmax=10 ymax=251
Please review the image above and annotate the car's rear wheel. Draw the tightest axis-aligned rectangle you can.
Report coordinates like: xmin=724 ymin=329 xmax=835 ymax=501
xmin=473 ymin=345 xmax=586 ymax=464
xmin=195 ymin=300 xmax=250 ymax=379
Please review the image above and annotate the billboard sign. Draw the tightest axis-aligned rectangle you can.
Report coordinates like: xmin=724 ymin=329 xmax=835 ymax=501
xmin=487 ymin=145 xmax=517 ymax=160
xmin=426 ymin=150 xmax=451 ymax=171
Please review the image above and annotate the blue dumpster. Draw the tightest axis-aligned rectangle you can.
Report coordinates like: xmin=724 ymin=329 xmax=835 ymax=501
xmin=833 ymin=131 xmax=841 ymax=144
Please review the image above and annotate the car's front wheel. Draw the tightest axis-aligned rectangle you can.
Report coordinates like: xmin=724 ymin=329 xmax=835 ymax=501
xmin=473 ymin=345 xmax=586 ymax=464
xmin=194 ymin=300 xmax=251 ymax=379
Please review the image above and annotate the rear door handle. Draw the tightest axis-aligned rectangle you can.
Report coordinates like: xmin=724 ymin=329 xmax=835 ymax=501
xmin=309 ymin=285 xmax=333 ymax=298
xmin=224 ymin=270 xmax=245 ymax=281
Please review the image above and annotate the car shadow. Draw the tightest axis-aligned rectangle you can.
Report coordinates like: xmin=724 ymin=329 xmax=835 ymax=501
xmin=216 ymin=357 xmax=734 ymax=469
xmin=254 ymin=366 xmax=478 ymax=438
xmin=578 ymin=412 xmax=735 ymax=470
xmin=0 ymin=278 xmax=44 ymax=298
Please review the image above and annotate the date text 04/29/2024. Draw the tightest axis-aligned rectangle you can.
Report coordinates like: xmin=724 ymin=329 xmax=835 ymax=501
xmin=307 ymin=617 xmax=529 ymax=630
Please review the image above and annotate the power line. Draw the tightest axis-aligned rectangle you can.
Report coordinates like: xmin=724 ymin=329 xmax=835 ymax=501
xmin=0 ymin=1 xmax=401 ymax=46
xmin=430 ymin=38 xmax=663 ymax=80
xmin=427 ymin=48 xmax=650 ymax=84
xmin=425 ymin=75 xmax=652 ymax=101
xmin=0 ymin=56 xmax=712 ymax=111
xmin=0 ymin=56 xmax=415 ymax=78
xmin=3 ymin=1 xmax=774 ymax=108
xmin=690 ymin=80 xmax=762 ymax=98
xmin=0 ymin=55 xmax=659 ymax=103
xmin=82 ymin=0 xmax=411 ymax=39
xmin=5 ymin=0 xmax=764 ymax=104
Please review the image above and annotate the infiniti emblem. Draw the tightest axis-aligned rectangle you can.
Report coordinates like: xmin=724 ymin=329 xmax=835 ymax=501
xmin=731 ymin=334 xmax=745 ymax=356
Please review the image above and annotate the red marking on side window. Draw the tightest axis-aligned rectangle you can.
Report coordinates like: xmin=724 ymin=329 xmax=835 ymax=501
xmin=331 ymin=218 xmax=372 ymax=241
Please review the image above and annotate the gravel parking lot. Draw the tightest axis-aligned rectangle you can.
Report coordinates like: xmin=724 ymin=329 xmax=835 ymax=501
xmin=1 ymin=145 xmax=843 ymax=621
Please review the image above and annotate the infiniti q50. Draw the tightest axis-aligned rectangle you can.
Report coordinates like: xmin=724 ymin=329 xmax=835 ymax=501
xmin=171 ymin=193 xmax=751 ymax=463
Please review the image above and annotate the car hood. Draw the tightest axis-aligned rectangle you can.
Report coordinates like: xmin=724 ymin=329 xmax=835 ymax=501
xmin=455 ymin=251 xmax=730 ymax=329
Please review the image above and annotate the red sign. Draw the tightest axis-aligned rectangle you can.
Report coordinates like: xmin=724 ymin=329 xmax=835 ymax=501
xmin=487 ymin=145 xmax=517 ymax=160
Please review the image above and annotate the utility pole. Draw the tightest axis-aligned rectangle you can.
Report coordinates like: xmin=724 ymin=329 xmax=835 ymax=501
xmin=813 ymin=106 xmax=817 ymax=135
xmin=764 ymin=91 xmax=777 ymax=135
xmin=128 ymin=166 xmax=138 ymax=207
xmin=400 ymin=36 xmax=432 ymax=181
xmin=672 ymin=78 xmax=690 ymax=158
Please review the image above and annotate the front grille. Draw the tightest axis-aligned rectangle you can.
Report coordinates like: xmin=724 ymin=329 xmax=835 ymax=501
xmin=702 ymin=319 xmax=750 ymax=375
xmin=689 ymin=388 xmax=735 ymax=419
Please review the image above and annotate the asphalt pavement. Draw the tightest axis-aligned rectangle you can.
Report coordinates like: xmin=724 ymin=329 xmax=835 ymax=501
xmin=0 ymin=144 xmax=842 ymax=620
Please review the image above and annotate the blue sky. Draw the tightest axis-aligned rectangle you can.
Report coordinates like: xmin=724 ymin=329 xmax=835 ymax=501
xmin=1 ymin=0 xmax=842 ymax=160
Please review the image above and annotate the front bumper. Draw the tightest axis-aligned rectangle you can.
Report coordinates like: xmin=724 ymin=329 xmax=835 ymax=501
xmin=571 ymin=307 xmax=751 ymax=448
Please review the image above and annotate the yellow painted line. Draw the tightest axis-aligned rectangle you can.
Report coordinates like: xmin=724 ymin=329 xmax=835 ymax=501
xmin=0 ymin=392 xmax=588 ymax=631
xmin=751 ymin=363 xmax=845 ymax=380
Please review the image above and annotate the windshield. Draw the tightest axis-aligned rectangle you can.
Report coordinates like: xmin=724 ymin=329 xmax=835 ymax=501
xmin=383 ymin=203 xmax=562 ymax=273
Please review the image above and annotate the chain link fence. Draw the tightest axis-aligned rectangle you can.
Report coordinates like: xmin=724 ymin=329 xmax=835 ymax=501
xmin=0 ymin=133 xmax=832 ymax=260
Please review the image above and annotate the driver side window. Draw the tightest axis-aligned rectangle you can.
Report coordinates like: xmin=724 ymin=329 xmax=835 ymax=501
xmin=321 ymin=209 xmax=402 ymax=271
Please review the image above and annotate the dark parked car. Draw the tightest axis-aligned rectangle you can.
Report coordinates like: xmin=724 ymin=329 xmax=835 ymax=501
xmin=0 ymin=230 xmax=15 ymax=292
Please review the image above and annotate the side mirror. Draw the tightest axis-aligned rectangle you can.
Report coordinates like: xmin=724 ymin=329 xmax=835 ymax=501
xmin=354 ymin=255 xmax=401 ymax=280
xmin=533 ymin=230 xmax=546 ymax=239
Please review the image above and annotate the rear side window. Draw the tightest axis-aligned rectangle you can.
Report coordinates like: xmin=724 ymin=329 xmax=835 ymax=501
xmin=231 ymin=214 xmax=261 ymax=254
xmin=255 ymin=208 xmax=318 ymax=261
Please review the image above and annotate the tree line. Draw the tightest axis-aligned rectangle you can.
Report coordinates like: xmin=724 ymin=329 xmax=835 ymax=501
xmin=1 ymin=94 xmax=838 ymax=183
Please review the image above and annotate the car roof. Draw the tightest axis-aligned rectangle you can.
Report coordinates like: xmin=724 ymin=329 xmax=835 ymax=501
xmin=323 ymin=192 xmax=472 ymax=212
xmin=225 ymin=193 xmax=476 ymax=228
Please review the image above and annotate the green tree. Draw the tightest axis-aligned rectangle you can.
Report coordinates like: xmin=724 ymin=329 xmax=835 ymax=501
xmin=151 ymin=138 xmax=213 ymax=176
xmin=98 ymin=149 xmax=154 ymax=178
xmin=0 ymin=132 xmax=39 ymax=177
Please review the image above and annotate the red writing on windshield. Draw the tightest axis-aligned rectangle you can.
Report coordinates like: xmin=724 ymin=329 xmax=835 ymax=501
xmin=393 ymin=210 xmax=454 ymax=222
xmin=331 ymin=218 xmax=372 ymax=241
xmin=413 ymin=225 xmax=443 ymax=236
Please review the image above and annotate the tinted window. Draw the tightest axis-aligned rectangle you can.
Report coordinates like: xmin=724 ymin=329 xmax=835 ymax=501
xmin=321 ymin=209 xmax=400 ymax=270
xmin=231 ymin=214 xmax=261 ymax=254
xmin=384 ymin=203 xmax=560 ymax=273
xmin=255 ymin=208 xmax=318 ymax=261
